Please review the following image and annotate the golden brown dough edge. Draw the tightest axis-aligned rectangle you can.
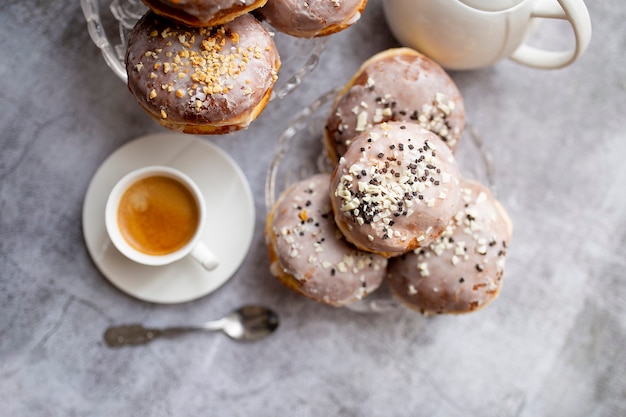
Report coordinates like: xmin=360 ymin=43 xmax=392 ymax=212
xmin=132 ymin=75 xmax=277 ymax=135
xmin=310 ymin=0 xmax=368 ymax=38
xmin=142 ymin=0 xmax=269 ymax=27
xmin=388 ymin=280 xmax=504 ymax=316
xmin=264 ymin=200 xmax=335 ymax=305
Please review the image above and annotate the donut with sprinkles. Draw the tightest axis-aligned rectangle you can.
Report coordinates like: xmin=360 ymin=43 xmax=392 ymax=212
xmin=125 ymin=12 xmax=280 ymax=134
xmin=329 ymin=121 xmax=463 ymax=257
xmin=325 ymin=48 xmax=465 ymax=161
xmin=256 ymin=0 xmax=367 ymax=38
xmin=266 ymin=173 xmax=387 ymax=307
xmin=387 ymin=178 xmax=513 ymax=315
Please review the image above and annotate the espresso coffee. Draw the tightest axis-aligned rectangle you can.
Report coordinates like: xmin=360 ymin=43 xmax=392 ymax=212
xmin=117 ymin=175 xmax=200 ymax=256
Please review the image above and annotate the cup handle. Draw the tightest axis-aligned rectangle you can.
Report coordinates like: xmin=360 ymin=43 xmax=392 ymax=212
xmin=190 ymin=242 xmax=219 ymax=271
xmin=510 ymin=0 xmax=592 ymax=69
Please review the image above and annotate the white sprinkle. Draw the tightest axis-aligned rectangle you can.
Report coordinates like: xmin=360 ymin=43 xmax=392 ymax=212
xmin=497 ymin=258 xmax=506 ymax=270
xmin=372 ymin=108 xmax=384 ymax=123
xmin=418 ymin=262 xmax=430 ymax=277
xmin=455 ymin=242 xmax=466 ymax=256
xmin=355 ymin=111 xmax=368 ymax=132
xmin=349 ymin=164 xmax=362 ymax=175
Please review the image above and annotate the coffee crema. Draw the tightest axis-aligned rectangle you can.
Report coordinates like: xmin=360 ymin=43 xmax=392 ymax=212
xmin=117 ymin=175 xmax=200 ymax=256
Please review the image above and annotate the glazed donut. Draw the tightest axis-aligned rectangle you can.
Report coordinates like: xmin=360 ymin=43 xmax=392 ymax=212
xmin=142 ymin=0 xmax=268 ymax=28
xmin=125 ymin=12 xmax=280 ymax=135
xmin=265 ymin=173 xmax=387 ymax=307
xmin=387 ymin=178 xmax=513 ymax=315
xmin=330 ymin=121 xmax=462 ymax=258
xmin=325 ymin=47 xmax=465 ymax=161
xmin=256 ymin=0 xmax=367 ymax=37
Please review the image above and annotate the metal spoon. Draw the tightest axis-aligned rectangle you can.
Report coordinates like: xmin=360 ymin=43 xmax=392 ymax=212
xmin=104 ymin=305 xmax=279 ymax=347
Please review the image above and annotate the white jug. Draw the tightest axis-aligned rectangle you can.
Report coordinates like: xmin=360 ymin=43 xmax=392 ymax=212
xmin=382 ymin=0 xmax=592 ymax=70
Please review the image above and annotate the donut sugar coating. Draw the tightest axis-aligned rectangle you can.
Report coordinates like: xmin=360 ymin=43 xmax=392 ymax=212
xmin=265 ymin=173 xmax=387 ymax=307
xmin=325 ymin=47 xmax=465 ymax=161
xmin=142 ymin=0 xmax=268 ymax=28
xmin=387 ymin=178 xmax=513 ymax=315
xmin=125 ymin=12 xmax=280 ymax=135
xmin=256 ymin=0 xmax=367 ymax=37
xmin=330 ymin=121 xmax=462 ymax=258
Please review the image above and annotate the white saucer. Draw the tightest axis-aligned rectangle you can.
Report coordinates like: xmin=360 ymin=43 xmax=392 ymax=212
xmin=82 ymin=133 xmax=255 ymax=304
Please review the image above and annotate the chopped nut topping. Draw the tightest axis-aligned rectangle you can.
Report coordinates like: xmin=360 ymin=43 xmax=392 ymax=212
xmin=133 ymin=22 xmax=277 ymax=115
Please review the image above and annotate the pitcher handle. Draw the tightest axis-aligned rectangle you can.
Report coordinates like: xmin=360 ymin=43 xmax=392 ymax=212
xmin=510 ymin=0 xmax=591 ymax=69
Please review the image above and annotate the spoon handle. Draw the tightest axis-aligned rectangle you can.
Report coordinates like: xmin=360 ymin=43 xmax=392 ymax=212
xmin=104 ymin=324 xmax=163 ymax=347
xmin=104 ymin=322 xmax=223 ymax=347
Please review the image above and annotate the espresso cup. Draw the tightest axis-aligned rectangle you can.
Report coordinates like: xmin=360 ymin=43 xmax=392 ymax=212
xmin=382 ymin=0 xmax=592 ymax=70
xmin=105 ymin=166 xmax=218 ymax=270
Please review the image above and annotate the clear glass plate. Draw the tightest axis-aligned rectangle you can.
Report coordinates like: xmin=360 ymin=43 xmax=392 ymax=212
xmin=80 ymin=0 xmax=328 ymax=100
xmin=265 ymin=88 xmax=497 ymax=313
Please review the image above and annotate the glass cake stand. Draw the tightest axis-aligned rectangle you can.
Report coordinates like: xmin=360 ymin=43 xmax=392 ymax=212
xmin=80 ymin=0 xmax=328 ymax=100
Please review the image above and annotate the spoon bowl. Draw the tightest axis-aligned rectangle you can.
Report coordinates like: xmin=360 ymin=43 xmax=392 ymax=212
xmin=104 ymin=305 xmax=279 ymax=347
xmin=220 ymin=306 xmax=280 ymax=341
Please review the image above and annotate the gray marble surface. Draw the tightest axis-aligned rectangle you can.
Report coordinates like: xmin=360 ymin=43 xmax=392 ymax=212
xmin=1 ymin=1 xmax=625 ymax=416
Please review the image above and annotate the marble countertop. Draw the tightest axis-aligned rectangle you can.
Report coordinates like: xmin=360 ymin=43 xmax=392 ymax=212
xmin=1 ymin=1 xmax=625 ymax=416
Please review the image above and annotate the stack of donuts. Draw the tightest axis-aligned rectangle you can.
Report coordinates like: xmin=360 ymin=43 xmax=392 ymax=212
xmin=124 ymin=0 xmax=369 ymax=134
xmin=266 ymin=48 xmax=513 ymax=314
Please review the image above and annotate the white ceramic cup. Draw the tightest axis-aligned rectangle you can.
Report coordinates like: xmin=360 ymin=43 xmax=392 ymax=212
xmin=105 ymin=166 xmax=219 ymax=271
xmin=382 ymin=0 xmax=592 ymax=70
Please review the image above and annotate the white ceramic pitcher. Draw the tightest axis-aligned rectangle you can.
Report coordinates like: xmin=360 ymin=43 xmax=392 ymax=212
xmin=382 ymin=0 xmax=592 ymax=70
